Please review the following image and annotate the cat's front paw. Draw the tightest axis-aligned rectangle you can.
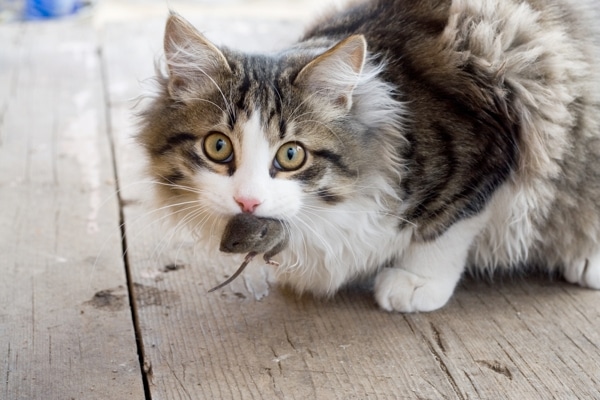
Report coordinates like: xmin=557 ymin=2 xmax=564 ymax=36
xmin=564 ymin=252 xmax=600 ymax=289
xmin=374 ymin=268 xmax=456 ymax=312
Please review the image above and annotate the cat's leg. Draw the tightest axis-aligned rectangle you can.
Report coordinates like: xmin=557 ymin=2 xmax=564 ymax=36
xmin=374 ymin=213 xmax=488 ymax=312
xmin=563 ymin=251 xmax=600 ymax=289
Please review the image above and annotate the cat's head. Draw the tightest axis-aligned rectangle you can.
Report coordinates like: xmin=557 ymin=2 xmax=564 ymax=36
xmin=138 ymin=13 xmax=404 ymax=244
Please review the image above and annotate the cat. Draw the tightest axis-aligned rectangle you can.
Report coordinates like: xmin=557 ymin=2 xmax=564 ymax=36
xmin=137 ymin=0 xmax=600 ymax=312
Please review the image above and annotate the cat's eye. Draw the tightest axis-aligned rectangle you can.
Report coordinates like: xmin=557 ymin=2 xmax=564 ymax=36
xmin=203 ymin=132 xmax=233 ymax=163
xmin=274 ymin=142 xmax=306 ymax=171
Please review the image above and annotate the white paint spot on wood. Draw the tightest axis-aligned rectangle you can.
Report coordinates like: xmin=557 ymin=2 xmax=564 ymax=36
xmin=272 ymin=354 xmax=291 ymax=363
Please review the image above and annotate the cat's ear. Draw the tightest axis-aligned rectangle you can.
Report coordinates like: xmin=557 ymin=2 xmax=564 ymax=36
xmin=163 ymin=12 xmax=232 ymax=99
xmin=295 ymin=35 xmax=367 ymax=112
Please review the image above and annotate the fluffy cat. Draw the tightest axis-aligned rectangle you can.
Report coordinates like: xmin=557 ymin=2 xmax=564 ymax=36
xmin=138 ymin=0 xmax=600 ymax=312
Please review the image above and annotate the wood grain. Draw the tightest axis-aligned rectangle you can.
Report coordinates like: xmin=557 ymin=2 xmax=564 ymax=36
xmin=0 ymin=21 xmax=144 ymax=399
xmin=103 ymin=16 xmax=600 ymax=399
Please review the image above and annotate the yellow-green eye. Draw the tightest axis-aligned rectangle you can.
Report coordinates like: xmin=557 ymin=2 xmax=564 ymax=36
xmin=203 ymin=132 xmax=233 ymax=163
xmin=274 ymin=142 xmax=306 ymax=171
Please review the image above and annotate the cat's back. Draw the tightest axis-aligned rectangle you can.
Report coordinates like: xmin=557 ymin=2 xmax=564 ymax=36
xmin=305 ymin=0 xmax=600 ymax=38
xmin=305 ymin=0 xmax=600 ymax=182
xmin=304 ymin=0 xmax=600 ymax=85
xmin=305 ymin=0 xmax=600 ymax=267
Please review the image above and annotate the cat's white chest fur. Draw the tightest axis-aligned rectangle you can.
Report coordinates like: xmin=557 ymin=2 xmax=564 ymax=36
xmin=278 ymin=194 xmax=413 ymax=295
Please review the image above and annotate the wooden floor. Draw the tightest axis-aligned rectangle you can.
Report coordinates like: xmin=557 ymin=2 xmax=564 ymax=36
xmin=1 ymin=12 xmax=600 ymax=400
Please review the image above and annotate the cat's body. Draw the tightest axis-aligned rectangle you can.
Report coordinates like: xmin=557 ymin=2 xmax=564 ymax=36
xmin=139 ymin=0 xmax=600 ymax=312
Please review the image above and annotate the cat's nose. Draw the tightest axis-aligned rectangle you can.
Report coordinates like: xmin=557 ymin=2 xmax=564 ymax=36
xmin=234 ymin=196 xmax=262 ymax=213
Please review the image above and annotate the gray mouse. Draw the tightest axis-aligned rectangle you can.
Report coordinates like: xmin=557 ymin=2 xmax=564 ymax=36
xmin=208 ymin=214 xmax=289 ymax=292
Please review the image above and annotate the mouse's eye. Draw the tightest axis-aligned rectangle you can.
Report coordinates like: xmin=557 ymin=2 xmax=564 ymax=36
xmin=203 ymin=132 xmax=233 ymax=163
xmin=274 ymin=142 xmax=306 ymax=171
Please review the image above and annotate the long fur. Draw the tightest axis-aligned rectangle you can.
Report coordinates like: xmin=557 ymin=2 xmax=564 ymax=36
xmin=138 ymin=0 xmax=600 ymax=312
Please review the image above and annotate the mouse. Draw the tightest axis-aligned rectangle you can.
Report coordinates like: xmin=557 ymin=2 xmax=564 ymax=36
xmin=208 ymin=214 xmax=289 ymax=292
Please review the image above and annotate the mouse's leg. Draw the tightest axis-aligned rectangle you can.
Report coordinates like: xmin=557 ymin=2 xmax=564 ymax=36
xmin=263 ymin=255 xmax=280 ymax=267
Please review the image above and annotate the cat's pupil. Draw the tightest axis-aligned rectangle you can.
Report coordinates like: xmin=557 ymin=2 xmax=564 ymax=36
xmin=286 ymin=147 xmax=296 ymax=160
xmin=216 ymin=139 xmax=224 ymax=152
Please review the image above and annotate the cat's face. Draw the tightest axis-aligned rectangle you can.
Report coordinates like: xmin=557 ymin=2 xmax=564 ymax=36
xmin=138 ymin=14 xmax=402 ymax=244
xmin=183 ymin=110 xmax=307 ymax=220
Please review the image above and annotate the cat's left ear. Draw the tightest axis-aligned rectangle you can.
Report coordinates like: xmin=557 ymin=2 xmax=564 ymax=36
xmin=295 ymin=35 xmax=367 ymax=112
xmin=163 ymin=12 xmax=232 ymax=99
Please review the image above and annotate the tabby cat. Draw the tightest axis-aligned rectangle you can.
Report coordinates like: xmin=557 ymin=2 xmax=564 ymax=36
xmin=138 ymin=0 xmax=600 ymax=312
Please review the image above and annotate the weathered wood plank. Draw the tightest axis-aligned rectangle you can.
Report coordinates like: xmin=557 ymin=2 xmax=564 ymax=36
xmin=407 ymin=279 xmax=600 ymax=399
xmin=103 ymin=16 xmax=600 ymax=399
xmin=0 ymin=21 xmax=145 ymax=399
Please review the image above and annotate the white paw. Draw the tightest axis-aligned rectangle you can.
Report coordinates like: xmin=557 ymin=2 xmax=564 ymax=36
xmin=564 ymin=252 xmax=600 ymax=289
xmin=374 ymin=268 xmax=456 ymax=313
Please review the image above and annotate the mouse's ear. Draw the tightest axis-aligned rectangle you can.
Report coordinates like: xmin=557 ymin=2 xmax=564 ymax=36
xmin=163 ymin=12 xmax=232 ymax=100
xmin=294 ymin=35 xmax=367 ymax=112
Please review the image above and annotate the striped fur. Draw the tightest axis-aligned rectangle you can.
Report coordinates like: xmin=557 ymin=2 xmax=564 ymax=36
xmin=138 ymin=0 xmax=600 ymax=312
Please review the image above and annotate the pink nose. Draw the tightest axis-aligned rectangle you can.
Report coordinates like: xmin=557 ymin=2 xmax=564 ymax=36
xmin=234 ymin=196 xmax=262 ymax=213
